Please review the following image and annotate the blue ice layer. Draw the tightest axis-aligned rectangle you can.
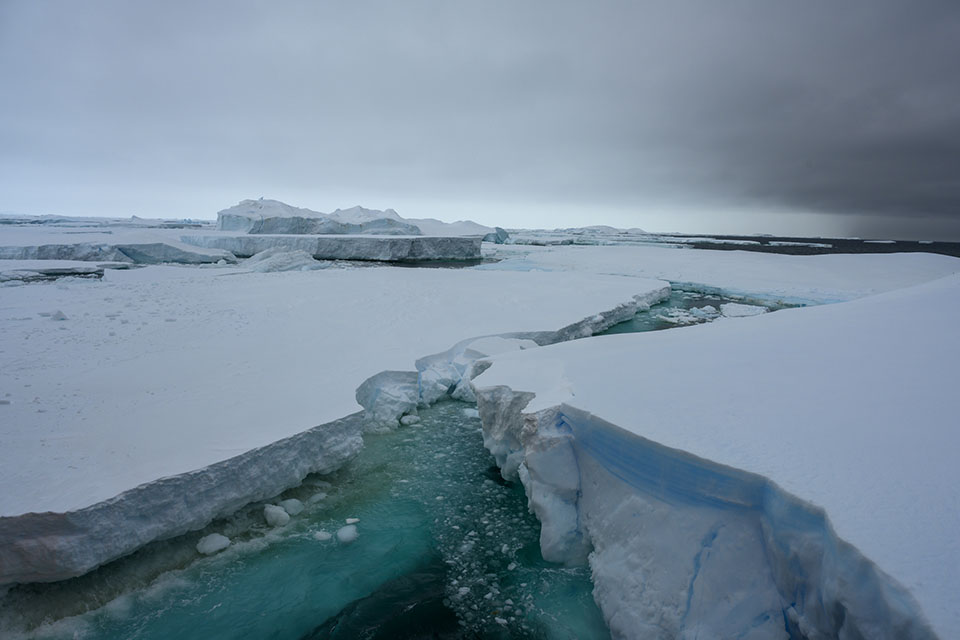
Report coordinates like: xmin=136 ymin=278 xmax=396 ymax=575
xmin=556 ymin=404 xmax=937 ymax=639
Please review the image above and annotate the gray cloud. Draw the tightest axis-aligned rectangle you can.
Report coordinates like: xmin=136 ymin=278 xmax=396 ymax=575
xmin=1 ymin=1 xmax=959 ymax=239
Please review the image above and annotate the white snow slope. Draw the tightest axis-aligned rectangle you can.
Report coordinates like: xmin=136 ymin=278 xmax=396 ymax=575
xmin=471 ymin=273 xmax=960 ymax=639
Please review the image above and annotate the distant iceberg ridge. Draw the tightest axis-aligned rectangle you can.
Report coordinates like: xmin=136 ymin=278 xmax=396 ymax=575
xmin=216 ymin=198 xmax=507 ymax=242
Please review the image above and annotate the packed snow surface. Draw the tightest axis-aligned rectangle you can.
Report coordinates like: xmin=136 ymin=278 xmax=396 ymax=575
xmin=472 ymin=273 xmax=960 ymax=638
xmin=0 ymin=264 xmax=666 ymax=516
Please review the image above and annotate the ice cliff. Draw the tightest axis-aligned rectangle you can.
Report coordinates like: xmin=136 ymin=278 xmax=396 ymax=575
xmin=180 ymin=233 xmax=483 ymax=261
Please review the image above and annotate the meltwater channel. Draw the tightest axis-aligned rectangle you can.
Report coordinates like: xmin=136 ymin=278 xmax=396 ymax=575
xmin=1 ymin=290 xmax=786 ymax=639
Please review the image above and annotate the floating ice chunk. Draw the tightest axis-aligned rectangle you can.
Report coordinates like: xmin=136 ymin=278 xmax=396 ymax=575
xmin=263 ymin=504 xmax=290 ymax=527
xmin=462 ymin=408 xmax=480 ymax=418
xmin=720 ymin=302 xmax=768 ymax=317
xmin=400 ymin=414 xmax=421 ymax=426
xmin=336 ymin=524 xmax=359 ymax=543
xmin=307 ymin=492 xmax=327 ymax=504
xmin=279 ymin=498 xmax=304 ymax=516
xmin=196 ymin=533 xmax=231 ymax=555
xmin=313 ymin=530 xmax=332 ymax=541
xmin=355 ymin=371 xmax=419 ymax=429
xmin=345 ymin=517 xmax=360 ymax=524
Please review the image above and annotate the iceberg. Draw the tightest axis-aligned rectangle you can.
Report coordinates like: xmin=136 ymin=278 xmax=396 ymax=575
xmin=217 ymin=199 xmax=422 ymax=235
xmin=216 ymin=199 xmax=498 ymax=238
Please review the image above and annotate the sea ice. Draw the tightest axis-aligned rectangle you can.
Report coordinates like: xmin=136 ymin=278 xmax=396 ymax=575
xmin=472 ymin=274 xmax=960 ymax=638
xmin=313 ymin=531 xmax=332 ymax=541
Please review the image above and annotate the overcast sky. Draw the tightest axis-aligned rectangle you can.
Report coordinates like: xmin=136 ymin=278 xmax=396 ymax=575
xmin=2 ymin=1 xmax=959 ymax=239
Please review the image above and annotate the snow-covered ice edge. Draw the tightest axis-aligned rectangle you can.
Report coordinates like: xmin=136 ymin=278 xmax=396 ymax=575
xmin=472 ymin=386 xmax=938 ymax=638
xmin=0 ymin=283 xmax=669 ymax=587
xmin=356 ymin=284 xmax=670 ymax=429
xmin=0 ymin=415 xmax=363 ymax=585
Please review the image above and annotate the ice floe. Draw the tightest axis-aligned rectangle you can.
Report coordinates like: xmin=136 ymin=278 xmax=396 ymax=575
xmin=471 ymin=274 xmax=960 ymax=638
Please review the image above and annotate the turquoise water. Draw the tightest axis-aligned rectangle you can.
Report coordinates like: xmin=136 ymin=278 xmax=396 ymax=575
xmin=2 ymin=403 xmax=607 ymax=639
xmin=600 ymin=289 xmax=789 ymax=335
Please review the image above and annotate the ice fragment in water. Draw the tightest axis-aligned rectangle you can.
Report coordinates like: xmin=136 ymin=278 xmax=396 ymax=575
xmin=336 ymin=524 xmax=359 ymax=543
xmin=263 ymin=504 xmax=290 ymax=527
xmin=196 ymin=533 xmax=230 ymax=555
xmin=279 ymin=498 xmax=303 ymax=515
